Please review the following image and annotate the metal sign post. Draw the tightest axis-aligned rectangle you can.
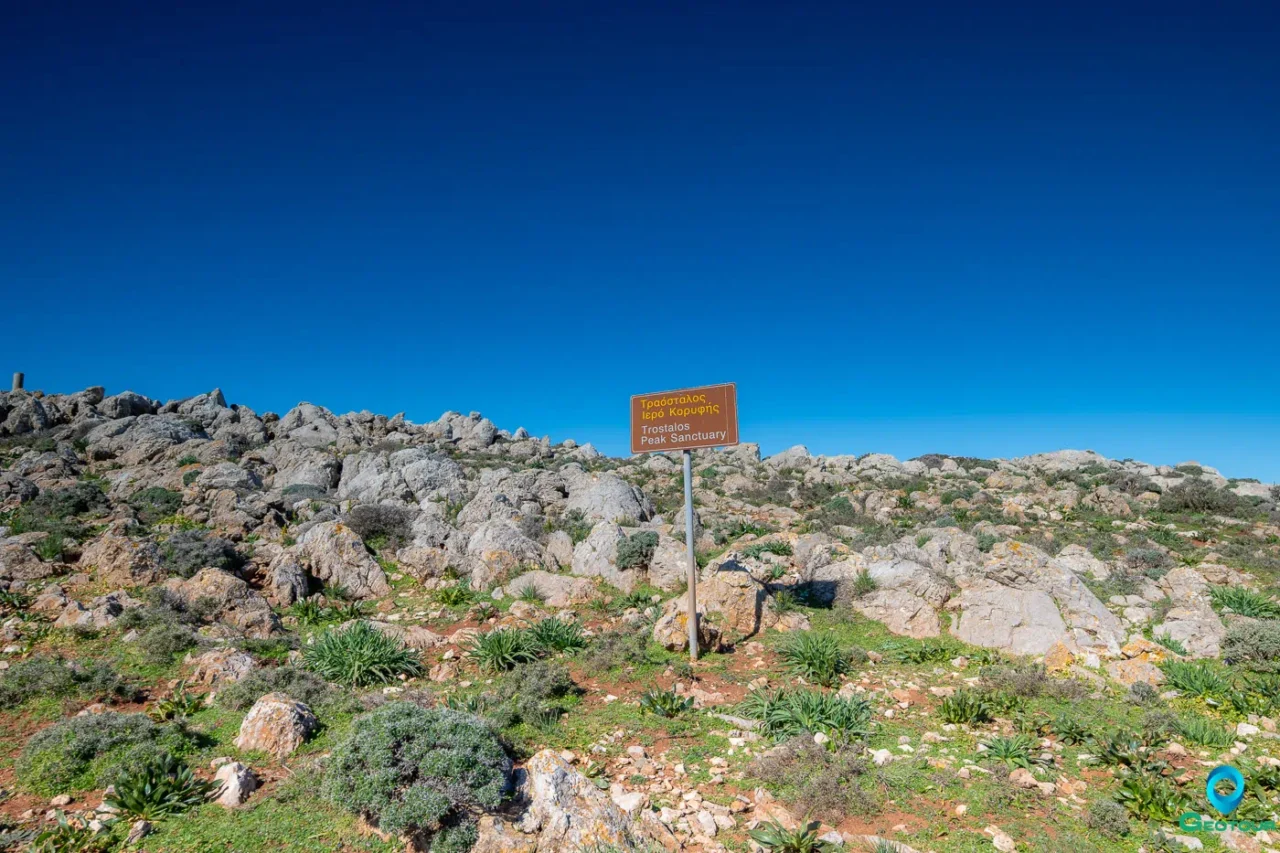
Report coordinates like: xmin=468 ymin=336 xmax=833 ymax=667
xmin=630 ymin=383 xmax=739 ymax=664
xmin=682 ymin=449 xmax=698 ymax=661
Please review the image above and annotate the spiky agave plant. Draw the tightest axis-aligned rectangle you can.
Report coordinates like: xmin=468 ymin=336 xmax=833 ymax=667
xmin=779 ymin=632 xmax=851 ymax=687
xmin=466 ymin=627 xmax=540 ymax=673
xmin=639 ymin=688 xmax=693 ymax=718
xmin=105 ymin=753 xmax=213 ymax=820
xmin=304 ymin=621 xmax=424 ymax=687
xmin=747 ymin=819 xmax=834 ymax=852
xmin=526 ymin=618 xmax=587 ymax=655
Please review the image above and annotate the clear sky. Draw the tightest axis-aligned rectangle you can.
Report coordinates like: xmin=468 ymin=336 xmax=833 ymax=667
xmin=2 ymin=1 xmax=1277 ymax=480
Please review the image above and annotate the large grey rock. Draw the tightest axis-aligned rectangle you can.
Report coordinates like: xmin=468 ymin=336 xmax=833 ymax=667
xmin=504 ymin=570 xmax=598 ymax=608
xmin=277 ymin=403 xmax=342 ymax=448
xmin=196 ymin=463 xmax=262 ymax=493
xmin=695 ymin=557 xmax=778 ymax=638
xmin=85 ymin=414 xmax=204 ymax=464
xmin=337 ymin=448 xmax=465 ymax=505
xmin=78 ymin=531 xmax=165 ymax=587
xmin=465 ymin=520 xmax=545 ymax=589
xmin=234 ymin=693 xmax=317 ymax=758
xmin=647 ymin=533 xmax=690 ymax=591
xmin=570 ymin=522 xmax=635 ymax=590
xmin=295 ymin=521 xmax=390 ymax=599
xmin=517 ymin=749 xmax=638 ymax=850
xmin=98 ymin=391 xmax=156 ymax=420
xmin=974 ymin=541 xmax=1125 ymax=654
xmin=949 ymin=580 xmax=1068 ymax=655
xmin=164 ymin=569 xmax=281 ymax=637
xmin=1154 ymin=567 xmax=1225 ymax=657
xmin=264 ymin=551 xmax=310 ymax=606
xmin=652 ymin=602 xmax=722 ymax=654
xmin=0 ymin=539 xmax=56 ymax=582
xmin=1053 ymin=544 xmax=1112 ymax=581
xmin=213 ymin=761 xmax=258 ymax=808
xmin=565 ymin=473 xmax=652 ymax=524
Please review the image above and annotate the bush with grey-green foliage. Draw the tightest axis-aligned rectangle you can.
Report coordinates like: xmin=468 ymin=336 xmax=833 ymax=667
xmin=216 ymin=665 xmax=352 ymax=714
xmin=322 ymin=703 xmax=512 ymax=852
xmin=139 ymin=622 xmax=199 ymax=664
xmin=615 ymin=530 xmax=659 ymax=569
xmin=485 ymin=660 xmax=581 ymax=731
xmin=127 ymin=486 xmax=183 ymax=525
xmin=16 ymin=712 xmax=198 ymax=796
xmin=160 ymin=529 xmax=245 ymax=578
xmin=0 ymin=655 xmax=132 ymax=709
xmin=1222 ymin=620 xmax=1280 ymax=670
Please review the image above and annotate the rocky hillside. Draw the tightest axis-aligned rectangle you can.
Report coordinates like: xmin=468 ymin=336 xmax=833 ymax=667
xmin=1 ymin=383 xmax=1279 ymax=853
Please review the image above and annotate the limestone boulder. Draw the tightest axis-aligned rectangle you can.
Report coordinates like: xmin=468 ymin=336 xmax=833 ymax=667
xmin=213 ymin=761 xmax=258 ymax=808
xmin=652 ymin=601 xmax=722 ymax=654
xmin=571 ymin=522 xmax=636 ymax=591
xmin=0 ymin=539 xmax=55 ymax=582
xmin=164 ymin=569 xmax=281 ymax=637
xmin=187 ymin=648 xmax=256 ymax=685
xmin=295 ymin=521 xmax=390 ymax=600
xmin=517 ymin=749 xmax=637 ymax=850
xmin=503 ymin=570 xmax=599 ymax=608
xmin=565 ymin=473 xmax=652 ymax=524
xmin=79 ymin=531 xmax=164 ymax=587
xmin=949 ymin=580 xmax=1068 ymax=656
xmin=466 ymin=520 xmax=544 ymax=589
xmin=233 ymin=693 xmax=318 ymax=758
xmin=1154 ymin=567 xmax=1225 ymax=657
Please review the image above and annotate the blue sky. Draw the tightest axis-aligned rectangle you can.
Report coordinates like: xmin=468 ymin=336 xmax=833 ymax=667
xmin=2 ymin=1 xmax=1277 ymax=479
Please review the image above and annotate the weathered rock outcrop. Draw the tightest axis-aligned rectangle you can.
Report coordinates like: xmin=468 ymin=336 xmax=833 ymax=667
xmin=294 ymin=521 xmax=390 ymax=599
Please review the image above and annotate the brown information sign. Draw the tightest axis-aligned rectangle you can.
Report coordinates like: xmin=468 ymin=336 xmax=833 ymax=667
xmin=630 ymin=383 xmax=739 ymax=454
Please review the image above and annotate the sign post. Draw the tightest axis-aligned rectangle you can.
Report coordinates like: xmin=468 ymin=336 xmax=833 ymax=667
xmin=630 ymin=383 xmax=739 ymax=662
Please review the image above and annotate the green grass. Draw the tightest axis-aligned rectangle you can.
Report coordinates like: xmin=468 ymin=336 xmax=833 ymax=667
xmin=135 ymin=772 xmax=396 ymax=853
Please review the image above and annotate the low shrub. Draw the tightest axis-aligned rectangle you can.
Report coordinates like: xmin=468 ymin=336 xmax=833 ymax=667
xmin=0 ymin=656 xmax=131 ymax=709
xmin=1161 ymin=659 xmax=1229 ymax=697
xmin=742 ymin=541 xmax=793 ymax=559
xmin=1176 ymin=716 xmax=1235 ymax=748
xmin=160 ymin=529 xmax=244 ymax=578
xmin=343 ymin=504 xmax=413 ymax=551
xmin=322 ymin=703 xmax=512 ymax=850
xmin=138 ymin=623 xmax=199 ymax=664
xmin=305 ymin=622 xmax=424 ymax=687
xmin=615 ymin=531 xmax=659 ymax=570
xmin=1085 ymin=798 xmax=1131 ymax=839
xmin=1115 ymin=772 xmax=1192 ymax=823
xmin=485 ymin=661 xmax=581 ymax=731
xmin=1160 ymin=479 xmax=1254 ymax=515
xmin=939 ymin=689 xmax=994 ymax=725
xmin=748 ymin=736 xmax=877 ymax=823
xmin=1124 ymin=547 xmax=1171 ymax=573
xmin=639 ymin=688 xmax=693 ymax=718
xmin=217 ymin=665 xmax=349 ymax=713
xmin=1222 ymin=620 xmax=1280 ymax=669
xmin=1210 ymin=586 xmax=1280 ymax=620
xmin=747 ymin=820 xmax=832 ymax=853
xmin=525 ymin=619 xmax=587 ymax=655
xmin=544 ymin=508 xmax=593 ymax=544
xmin=583 ymin=627 xmax=652 ymax=672
xmin=16 ymin=712 xmax=197 ymax=796
xmin=127 ymin=487 xmax=183 ymax=526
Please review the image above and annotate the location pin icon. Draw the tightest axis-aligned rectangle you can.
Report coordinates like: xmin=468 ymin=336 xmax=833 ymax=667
xmin=1205 ymin=765 xmax=1245 ymax=816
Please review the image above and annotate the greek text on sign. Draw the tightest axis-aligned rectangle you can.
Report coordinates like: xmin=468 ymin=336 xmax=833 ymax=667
xmin=630 ymin=384 xmax=739 ymax=454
